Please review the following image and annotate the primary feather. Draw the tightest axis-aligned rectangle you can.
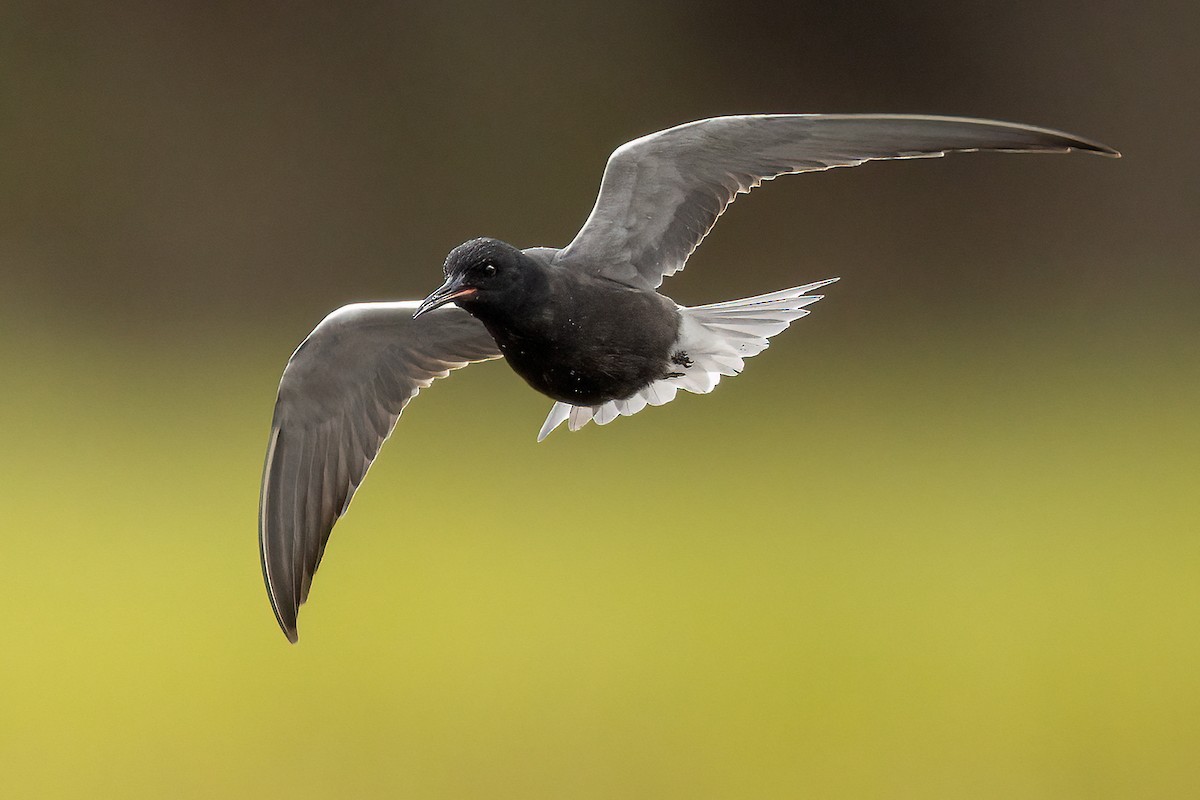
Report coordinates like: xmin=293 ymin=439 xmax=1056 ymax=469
xmin=259 ymin=303 xmax=500 ymax=642
xmin=555 ymin=114 xmax=1118 ymax=289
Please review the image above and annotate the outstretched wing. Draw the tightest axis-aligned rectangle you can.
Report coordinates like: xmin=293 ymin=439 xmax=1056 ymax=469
xmin=554 ymin=114 xmax=1119 ymax=289
xmin=258 ymin=302 xmax=501 ymax=642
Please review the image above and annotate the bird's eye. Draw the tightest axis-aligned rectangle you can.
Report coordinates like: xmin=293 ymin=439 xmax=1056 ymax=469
xmin=481 ymin=263 xmax=497 ymax=277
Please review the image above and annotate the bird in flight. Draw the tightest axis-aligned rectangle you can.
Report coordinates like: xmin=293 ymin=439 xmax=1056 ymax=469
xmin=259 ymin=114 xmax=1118 ymax=642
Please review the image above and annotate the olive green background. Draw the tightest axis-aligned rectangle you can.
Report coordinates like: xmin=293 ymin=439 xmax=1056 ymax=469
xmin=1 ymin=2 xmax=1196 ymax=797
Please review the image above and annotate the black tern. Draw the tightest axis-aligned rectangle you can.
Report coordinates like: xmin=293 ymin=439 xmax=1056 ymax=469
xmin=259 ymin=114 xmax=1118 ymax=642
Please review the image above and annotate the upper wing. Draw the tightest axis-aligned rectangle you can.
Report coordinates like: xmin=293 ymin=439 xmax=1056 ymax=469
xmin=553 ymin=114 xmax=1119 ymax=289
xmin=258 ymin=302 xmax=501 ymax=642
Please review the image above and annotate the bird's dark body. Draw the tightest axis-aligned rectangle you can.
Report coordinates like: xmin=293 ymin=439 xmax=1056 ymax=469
xmin=461 ymin=246 xmax=681 ymax=405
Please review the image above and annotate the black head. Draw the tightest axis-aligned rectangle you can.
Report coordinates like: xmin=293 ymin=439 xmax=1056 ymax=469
xmin=413 ymin=237 xmax=535 ymax=320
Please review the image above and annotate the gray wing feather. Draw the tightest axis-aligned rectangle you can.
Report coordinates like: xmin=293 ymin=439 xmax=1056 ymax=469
xmin=554 ymin=114 xmax=1119 ymax=289
xmin=258 ymin=302 xmax=501 ymax=642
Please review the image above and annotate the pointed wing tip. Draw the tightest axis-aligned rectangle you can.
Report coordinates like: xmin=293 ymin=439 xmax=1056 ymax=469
xmin=1073 ymin=138 xmax=1120 ymax=158
xmin=260 ymin=534 xmax=300 ymax=644
xmin=265 ymin=590 xmax=301 ymax=643
xmin=1054 ymin=131 xmax=1120 ymax=158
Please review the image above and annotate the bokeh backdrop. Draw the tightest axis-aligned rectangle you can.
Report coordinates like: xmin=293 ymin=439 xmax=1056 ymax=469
xmin=1 ymin=2 xmax=1196 ymax=797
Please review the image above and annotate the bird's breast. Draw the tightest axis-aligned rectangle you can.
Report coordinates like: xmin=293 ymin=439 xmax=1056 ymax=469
xmin=489 ymin=289 xmax=680 ymax=406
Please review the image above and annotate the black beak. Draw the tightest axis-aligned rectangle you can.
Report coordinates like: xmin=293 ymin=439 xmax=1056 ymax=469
xmin=413 ymin=276 xmax=477 ymax=319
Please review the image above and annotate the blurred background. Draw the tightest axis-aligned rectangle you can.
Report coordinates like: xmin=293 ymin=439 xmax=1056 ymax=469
xmin=1 ymin=1 xmax=1196 ymax=797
